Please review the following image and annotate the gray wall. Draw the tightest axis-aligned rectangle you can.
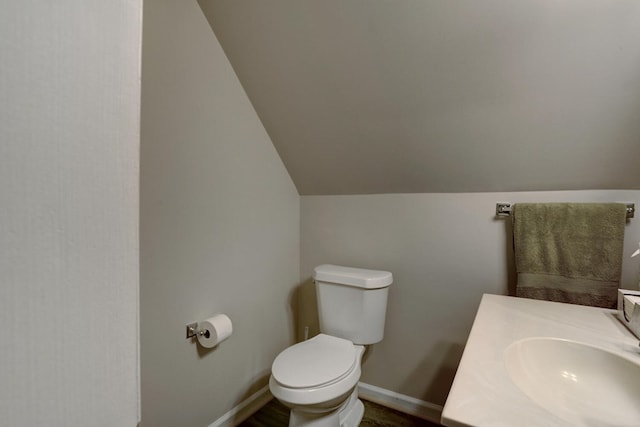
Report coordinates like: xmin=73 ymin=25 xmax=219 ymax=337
xmin=202 ymin=0 xmax=640 ymax=195
xmin=140 ymin=0 xmax=300 ymax=426
xmin=0 ymin=1 xmax=141 ymax=425
xmin=301 ymin=190 xmax=640 ymax=406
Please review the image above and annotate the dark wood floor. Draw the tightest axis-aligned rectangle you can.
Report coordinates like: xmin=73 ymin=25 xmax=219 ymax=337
xmin=239 ymin=398 xmax=442 ymax=427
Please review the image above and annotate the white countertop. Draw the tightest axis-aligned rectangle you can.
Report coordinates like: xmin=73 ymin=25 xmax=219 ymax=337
xmin=441 ymin=294 xmax=640 ymax=427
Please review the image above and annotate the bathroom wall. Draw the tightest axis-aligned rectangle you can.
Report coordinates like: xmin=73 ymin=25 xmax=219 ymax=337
xmin=0 ymin=1 xmax=141 ymax=425
xmin=300 ymin=190 xmax=640 ymax=406
xmin=140 ymin=0 xmax=300 ymax=426
xmin=202 ymin=0 xmax=640 ymax=195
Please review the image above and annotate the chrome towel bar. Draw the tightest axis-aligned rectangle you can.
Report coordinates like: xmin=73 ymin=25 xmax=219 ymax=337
xmin=495 ymin=203 xmax=635 ymax=219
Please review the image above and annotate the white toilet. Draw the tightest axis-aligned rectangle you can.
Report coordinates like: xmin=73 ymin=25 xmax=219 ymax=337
xmin=269 ymin=264 xmax=393 ymax=427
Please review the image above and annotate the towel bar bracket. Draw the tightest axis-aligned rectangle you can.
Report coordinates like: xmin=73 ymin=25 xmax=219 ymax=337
xmin=496 ymin=203 xmax=512 ymax=217
xmin=495 ymin=203 xmax=635 ymax=219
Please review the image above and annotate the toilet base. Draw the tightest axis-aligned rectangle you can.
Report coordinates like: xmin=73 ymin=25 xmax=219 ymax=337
xmin=338 ymin=391 xmax=364 ymax=427
xmin=287 ymin=389 xmax=364 ymax=427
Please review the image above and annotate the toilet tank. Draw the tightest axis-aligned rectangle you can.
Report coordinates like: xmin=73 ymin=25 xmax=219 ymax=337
xmin=313 ymin=264 xmax=393 ymax=345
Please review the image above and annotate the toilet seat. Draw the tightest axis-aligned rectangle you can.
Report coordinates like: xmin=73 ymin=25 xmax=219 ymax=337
xmin=269 ymin=335 xmax=365 ymax=407
xmin=272 ymin=334 xmax=356 ymax=389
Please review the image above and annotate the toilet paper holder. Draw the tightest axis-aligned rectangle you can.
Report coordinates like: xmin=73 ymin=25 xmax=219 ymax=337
xmin=186 ymin=314 xmax=233 ymax=348
xmin=186 ymin=322 xmax=210 ymax=339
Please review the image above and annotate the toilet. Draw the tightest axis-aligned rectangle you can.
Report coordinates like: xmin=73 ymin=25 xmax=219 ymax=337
xmin=269 ymin=264 xmax=393 ymax=427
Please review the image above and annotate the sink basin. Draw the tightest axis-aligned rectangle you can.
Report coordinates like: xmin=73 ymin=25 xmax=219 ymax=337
xmin=505 ymin=337 xmax=640 ymax=426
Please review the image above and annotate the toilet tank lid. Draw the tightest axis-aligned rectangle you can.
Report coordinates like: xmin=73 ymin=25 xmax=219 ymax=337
xmin=313 ymin=264 xmax=393 ymax=289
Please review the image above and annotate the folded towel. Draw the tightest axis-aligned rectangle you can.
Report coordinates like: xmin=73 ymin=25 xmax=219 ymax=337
xmin=623 ymin=295 xmax=640 ymax=321
xmin=512 ymin=203 xmax=627 ymax=308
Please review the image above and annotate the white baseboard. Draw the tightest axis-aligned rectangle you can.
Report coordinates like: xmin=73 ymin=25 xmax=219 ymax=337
xmin=358 ymin=382 xmax=443 ymax=425
xmin=208 ymin=381 xmax=443 ymax=426
xmin=208 ymin=385 xmax=273 ymax=427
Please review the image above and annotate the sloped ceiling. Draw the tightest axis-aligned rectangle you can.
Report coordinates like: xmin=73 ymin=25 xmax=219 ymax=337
xmin=200 ymin=0 xmax=640 ymax=195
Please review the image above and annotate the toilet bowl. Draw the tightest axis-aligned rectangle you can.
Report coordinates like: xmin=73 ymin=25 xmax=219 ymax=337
xmin=269 ymin=334 xmax=365 ymax=427
xmin=269 ymin=265 xmax=393 ymax=427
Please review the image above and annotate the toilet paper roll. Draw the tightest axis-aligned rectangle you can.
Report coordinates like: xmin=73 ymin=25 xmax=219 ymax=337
xmin=197 ymin=314 xmax=233 ymax=348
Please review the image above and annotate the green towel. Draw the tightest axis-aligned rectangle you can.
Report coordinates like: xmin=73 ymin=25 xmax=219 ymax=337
xmin=512 ymin=203 xmax=627 ymax=308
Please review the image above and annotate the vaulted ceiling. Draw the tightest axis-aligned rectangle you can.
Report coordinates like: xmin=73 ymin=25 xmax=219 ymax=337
xmin=200 ymin=0 xmax=640 ymax=195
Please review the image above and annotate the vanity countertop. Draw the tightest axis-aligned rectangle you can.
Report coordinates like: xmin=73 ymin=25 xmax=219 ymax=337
xmin=441 ymin=294 xmax=640 ymax=427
